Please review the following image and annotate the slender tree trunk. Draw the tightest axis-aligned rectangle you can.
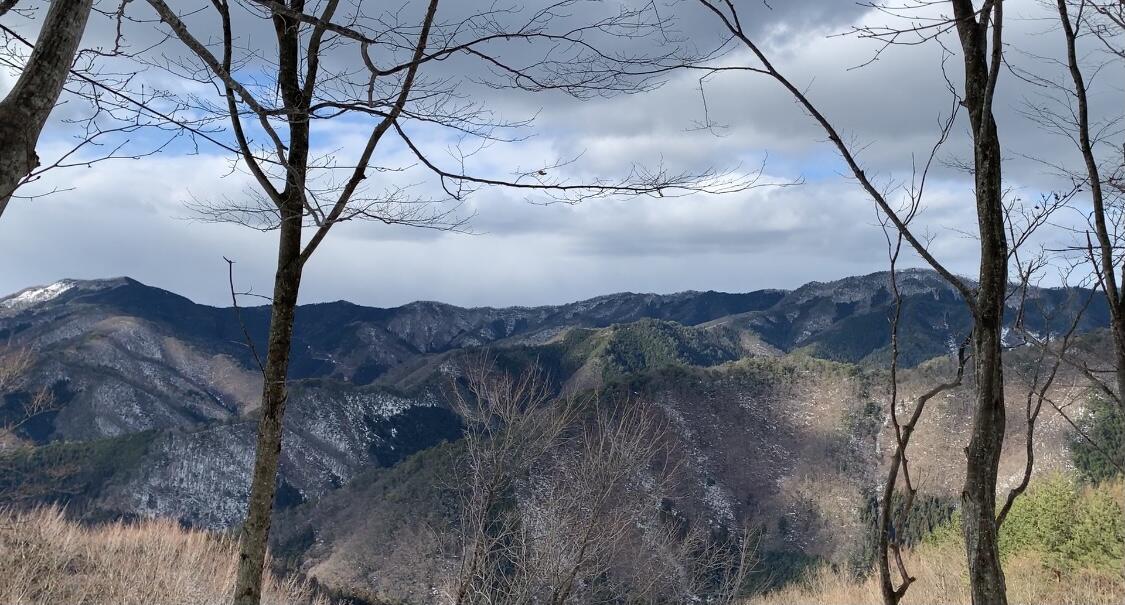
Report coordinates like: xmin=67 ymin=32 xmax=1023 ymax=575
xmin=879 ymin=448 xmax=905 ymax=604
xmin=232 ymin=199 xmax=304 ymax=605
xmin=952 ymin=2 xmax=1009 ymax=603
xmin=0 ymin=0 xmax=93 ymax=217
xmin=230 ymin=5 xmax=314 ymax=602
xmin=879 ymin=265 xmax=906 ymax=605
xmin=1114 ymin=336 xmax=1125 ymax=410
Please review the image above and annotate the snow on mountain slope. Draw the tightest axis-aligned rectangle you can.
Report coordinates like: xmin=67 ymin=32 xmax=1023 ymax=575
xmin=1 ymin=280 xmax=75 ymax=310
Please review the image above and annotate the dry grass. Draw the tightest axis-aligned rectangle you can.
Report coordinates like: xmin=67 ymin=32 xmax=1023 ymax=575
xmin=746 ymin=541 xmax=1124 ymax=605
xmin=0 ymin=507 xmax=328 ymax=605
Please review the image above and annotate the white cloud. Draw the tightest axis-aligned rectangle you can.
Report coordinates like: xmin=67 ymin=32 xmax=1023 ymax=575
xmin=0 ymin=0 xmax=1118 ymax=307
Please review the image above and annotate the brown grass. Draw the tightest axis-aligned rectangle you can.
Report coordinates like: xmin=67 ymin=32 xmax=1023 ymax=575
xmin=746 ymin=541 xmax=1124 ymax=605
xmin=0 ymin=507 xmax=328 ymax=605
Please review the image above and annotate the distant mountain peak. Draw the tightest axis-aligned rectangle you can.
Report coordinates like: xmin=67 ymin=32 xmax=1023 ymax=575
xmin=1 ymin=280 xmax=77 ymax=309
xmin=0 ymin=277 xmax=136 ymax=313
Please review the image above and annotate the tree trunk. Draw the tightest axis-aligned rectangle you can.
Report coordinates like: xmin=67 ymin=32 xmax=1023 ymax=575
xmin=962 ymin=307 xmax=1008 ymax=605
xmin=951 ymin=2 xmax=1009 ymax=604
xmin=0 ymin=0 xmax=93 ymax=216
xmin=1055 ymin=0 xmax=1125 ymax=415
xmin=1115 ymin=337 xmax=1125 ymax=411
xmin=878 ymin=447 xmax=905 ymax=605
xmin=231 ymin=200 xmax=304 ymax=605
xmin=231 ymin=6 xmax=312 ymax=602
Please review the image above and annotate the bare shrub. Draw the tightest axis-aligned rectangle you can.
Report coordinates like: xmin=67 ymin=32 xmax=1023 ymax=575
xmin=0 ymin=345 xmax=54 ymax=450
xmin=443 ymin=360 xmax=756 ymax=604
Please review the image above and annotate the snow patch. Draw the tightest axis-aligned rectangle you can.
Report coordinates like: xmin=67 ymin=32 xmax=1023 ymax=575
xmin=1 ymin=280 xmax=74 ymax=309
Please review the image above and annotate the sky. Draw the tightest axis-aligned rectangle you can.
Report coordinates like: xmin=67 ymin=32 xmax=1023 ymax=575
xmin=0 ymin=0 xmax=1121 ymax=308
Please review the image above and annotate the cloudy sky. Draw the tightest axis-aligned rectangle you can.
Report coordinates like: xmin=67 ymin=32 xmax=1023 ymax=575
xmin=0 ymin=0 xmax=1120 ymax=307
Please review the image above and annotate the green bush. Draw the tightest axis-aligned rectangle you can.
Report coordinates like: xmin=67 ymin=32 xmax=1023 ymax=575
xmin=1067 ymin=485 xmax=1125 ymax=570
xmin=925 ymin=473 xmax=1125 ymax=574
xmin=997 ymin=473 xmax=1079 ymax=572
xmin=1072 ymin=396 xmax=1125 ymax=482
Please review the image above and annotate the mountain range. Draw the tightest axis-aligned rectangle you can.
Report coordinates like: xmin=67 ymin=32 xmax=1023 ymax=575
xmin=0 ymin=270 xmax=1108 ymax=601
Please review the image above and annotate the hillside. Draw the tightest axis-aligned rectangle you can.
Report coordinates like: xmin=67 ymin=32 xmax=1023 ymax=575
xmin=0 ymin=271 xmax=1114 ymax=601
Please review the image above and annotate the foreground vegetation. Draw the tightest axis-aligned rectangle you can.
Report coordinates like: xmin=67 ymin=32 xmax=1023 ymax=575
xmin=0 ymin=507 xmax=326 ymax=605
xmin=748 ymin=542 xmax=1123 ymax=605
xmin=1 ymin=474 xmax=1121 ymax=605
xmin=749 ymin=476 xmax=1125 ymax=605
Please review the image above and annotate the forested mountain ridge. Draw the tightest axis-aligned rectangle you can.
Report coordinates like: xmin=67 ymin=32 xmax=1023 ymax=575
xmin=0 ymin=268 xmax=1106 ymax=392
xmin=0 ymin=270 xmax=1111 ymax=601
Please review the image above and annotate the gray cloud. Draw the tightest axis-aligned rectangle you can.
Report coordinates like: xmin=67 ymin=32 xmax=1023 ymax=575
xmin=0 ymin=0 xmax=1119 ymax=307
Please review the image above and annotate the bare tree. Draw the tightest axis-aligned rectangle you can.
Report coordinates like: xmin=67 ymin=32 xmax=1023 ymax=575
xmin=1 ymin=3 xmax=211 ymax=215
xmin=874 ymin=118 xmax=1088 ymax=601
xmin=878 ymin=240 xmax=970 ymax=604
xmin=867 ymin=94 xmax=966 ymax=604
xmin=0 ymin=344 xmax=54 ymax=447
xmin=518 ymin=403 xmax=661 ymax=605
xmin=1000 ymin=0 xmax=1125 ymax=489
xmin=130 ymin=3 xmax=754 ymax=603
xmin=445 ymin=361 xmax=576 ymax=605
xmin=445 ymin=360 xmax=756 ymax=604
xmin=0 ymin=345 xmax=58 ymax=503
xmin=0 ymin=0 xmax=94 ymax=216
xmin=996 ymin=279 xmax=1091 ymax=528
xmin=1045 ymin=0 xmax=1125 ymax=410
xmin=684 ymin=1 xmax=1017 ymax=602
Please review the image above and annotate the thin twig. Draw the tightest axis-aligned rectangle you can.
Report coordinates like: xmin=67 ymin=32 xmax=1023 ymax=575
xmin=223 ymin=256 xmax=265 ymax=376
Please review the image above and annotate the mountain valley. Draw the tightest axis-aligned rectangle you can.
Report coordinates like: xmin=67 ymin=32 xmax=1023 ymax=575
xmin=0 ymin=270 xmax=1112 ymax=601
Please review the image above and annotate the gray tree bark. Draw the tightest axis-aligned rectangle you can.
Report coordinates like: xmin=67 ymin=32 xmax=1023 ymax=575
xmin=231 ymin=6 xmax=311 ymax=602
xmin=231 ymin=195 xmax=304 ymax=605
xmin=0 ymin=0 xmax=93 ymax=218
xmin=951 ymin=2 xmax=1009 ymax=604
